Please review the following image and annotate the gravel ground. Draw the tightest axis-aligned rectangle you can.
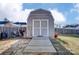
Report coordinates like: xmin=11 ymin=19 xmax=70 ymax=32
xmin=49 ymin=38 xmax=74 ymax=55
xmin=1 ymin=39 xmax=31 ymax=55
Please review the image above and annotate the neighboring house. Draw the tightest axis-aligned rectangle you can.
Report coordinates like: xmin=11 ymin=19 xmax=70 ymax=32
xmin=55 ymin=24 xmax=79 ymax=35
xmin=0 ymin=20 xmax=17 ymax=38
xmin=4 ymin=21 xmax=16 ymax=27
xmin=0 ymin=19 xmax=27 ymax=38
xmin=0 ymin=18 xmax=16 ymax=27
xmin=27 ymin=9 xmax=54 ymax=38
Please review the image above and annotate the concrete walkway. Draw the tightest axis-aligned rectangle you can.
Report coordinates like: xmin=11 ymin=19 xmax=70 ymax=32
xmin=23 ymin=37 xmax=56 ymax=54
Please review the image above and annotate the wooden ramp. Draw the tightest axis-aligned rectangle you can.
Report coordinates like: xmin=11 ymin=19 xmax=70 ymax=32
xmin=23 ymin=37 xmax=57 ymax=54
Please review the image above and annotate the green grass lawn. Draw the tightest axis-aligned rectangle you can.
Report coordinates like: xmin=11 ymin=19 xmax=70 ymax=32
xmin=57 ymin=35 xmax=79 ymax=54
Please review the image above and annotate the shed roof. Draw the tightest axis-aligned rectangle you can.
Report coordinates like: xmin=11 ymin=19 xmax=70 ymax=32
xmin=30 ymin=9 xmax=51 ymax=14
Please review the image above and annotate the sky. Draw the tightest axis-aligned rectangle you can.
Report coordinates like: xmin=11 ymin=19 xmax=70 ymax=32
xmin=0 ymin=3 xmax=79 ymax=25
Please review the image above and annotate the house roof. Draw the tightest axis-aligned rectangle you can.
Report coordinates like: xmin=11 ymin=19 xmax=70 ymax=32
xmin=0 ymin=18 xmax=11 ymax=24
xmin=30 ymin=9 xmax=51 ymax=14
xmin=64 ymin=24 xmax=79 ymax=29
xmin=14 ymin=22 xmax=27 ymax=25
xmin=0 ymin=21 xmax=9 ymax=24
xmin=0 ymin=21 xmax=27 ymax=27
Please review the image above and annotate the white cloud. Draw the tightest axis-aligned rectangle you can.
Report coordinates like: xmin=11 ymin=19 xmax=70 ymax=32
xmin=75 ymin=16 xmax=79 ymax=21
xmin=71 ymin=3 xmax=79 ymax=13
xmin=0 ymin=3 xmax=33 ymax=22
xmin=74 ymin=16 xmax=79 ymax=24
xmin=71 ymin=3 xmax=79 ymax=24
xmin=0 ymin=3 xmax=66 ymax=24
xmin=50 ymin=9 xmax=66 ymax=24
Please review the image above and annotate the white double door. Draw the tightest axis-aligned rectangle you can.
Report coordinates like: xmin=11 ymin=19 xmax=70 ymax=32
xmin=33 ymin=19 xmax=48 ymax=36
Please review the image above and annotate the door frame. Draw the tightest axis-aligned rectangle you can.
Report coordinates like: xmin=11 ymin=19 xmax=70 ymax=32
xmin=32 ymin=19 xmax=49 ymax=36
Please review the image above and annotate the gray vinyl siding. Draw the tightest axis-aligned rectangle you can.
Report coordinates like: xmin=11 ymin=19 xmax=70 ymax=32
xmin=27 ymin=9 xmax=54 ymax=38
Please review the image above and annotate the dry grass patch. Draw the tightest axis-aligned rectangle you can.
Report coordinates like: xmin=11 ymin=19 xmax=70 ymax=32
xmin=0 ymin=39 xmax=18 ymax=54
xmin=57 ymin=35 xmax=79 ymax=54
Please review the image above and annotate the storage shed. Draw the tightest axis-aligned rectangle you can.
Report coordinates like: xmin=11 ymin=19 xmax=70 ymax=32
xmin=27 ymin=9 xmax=54 ymax=38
